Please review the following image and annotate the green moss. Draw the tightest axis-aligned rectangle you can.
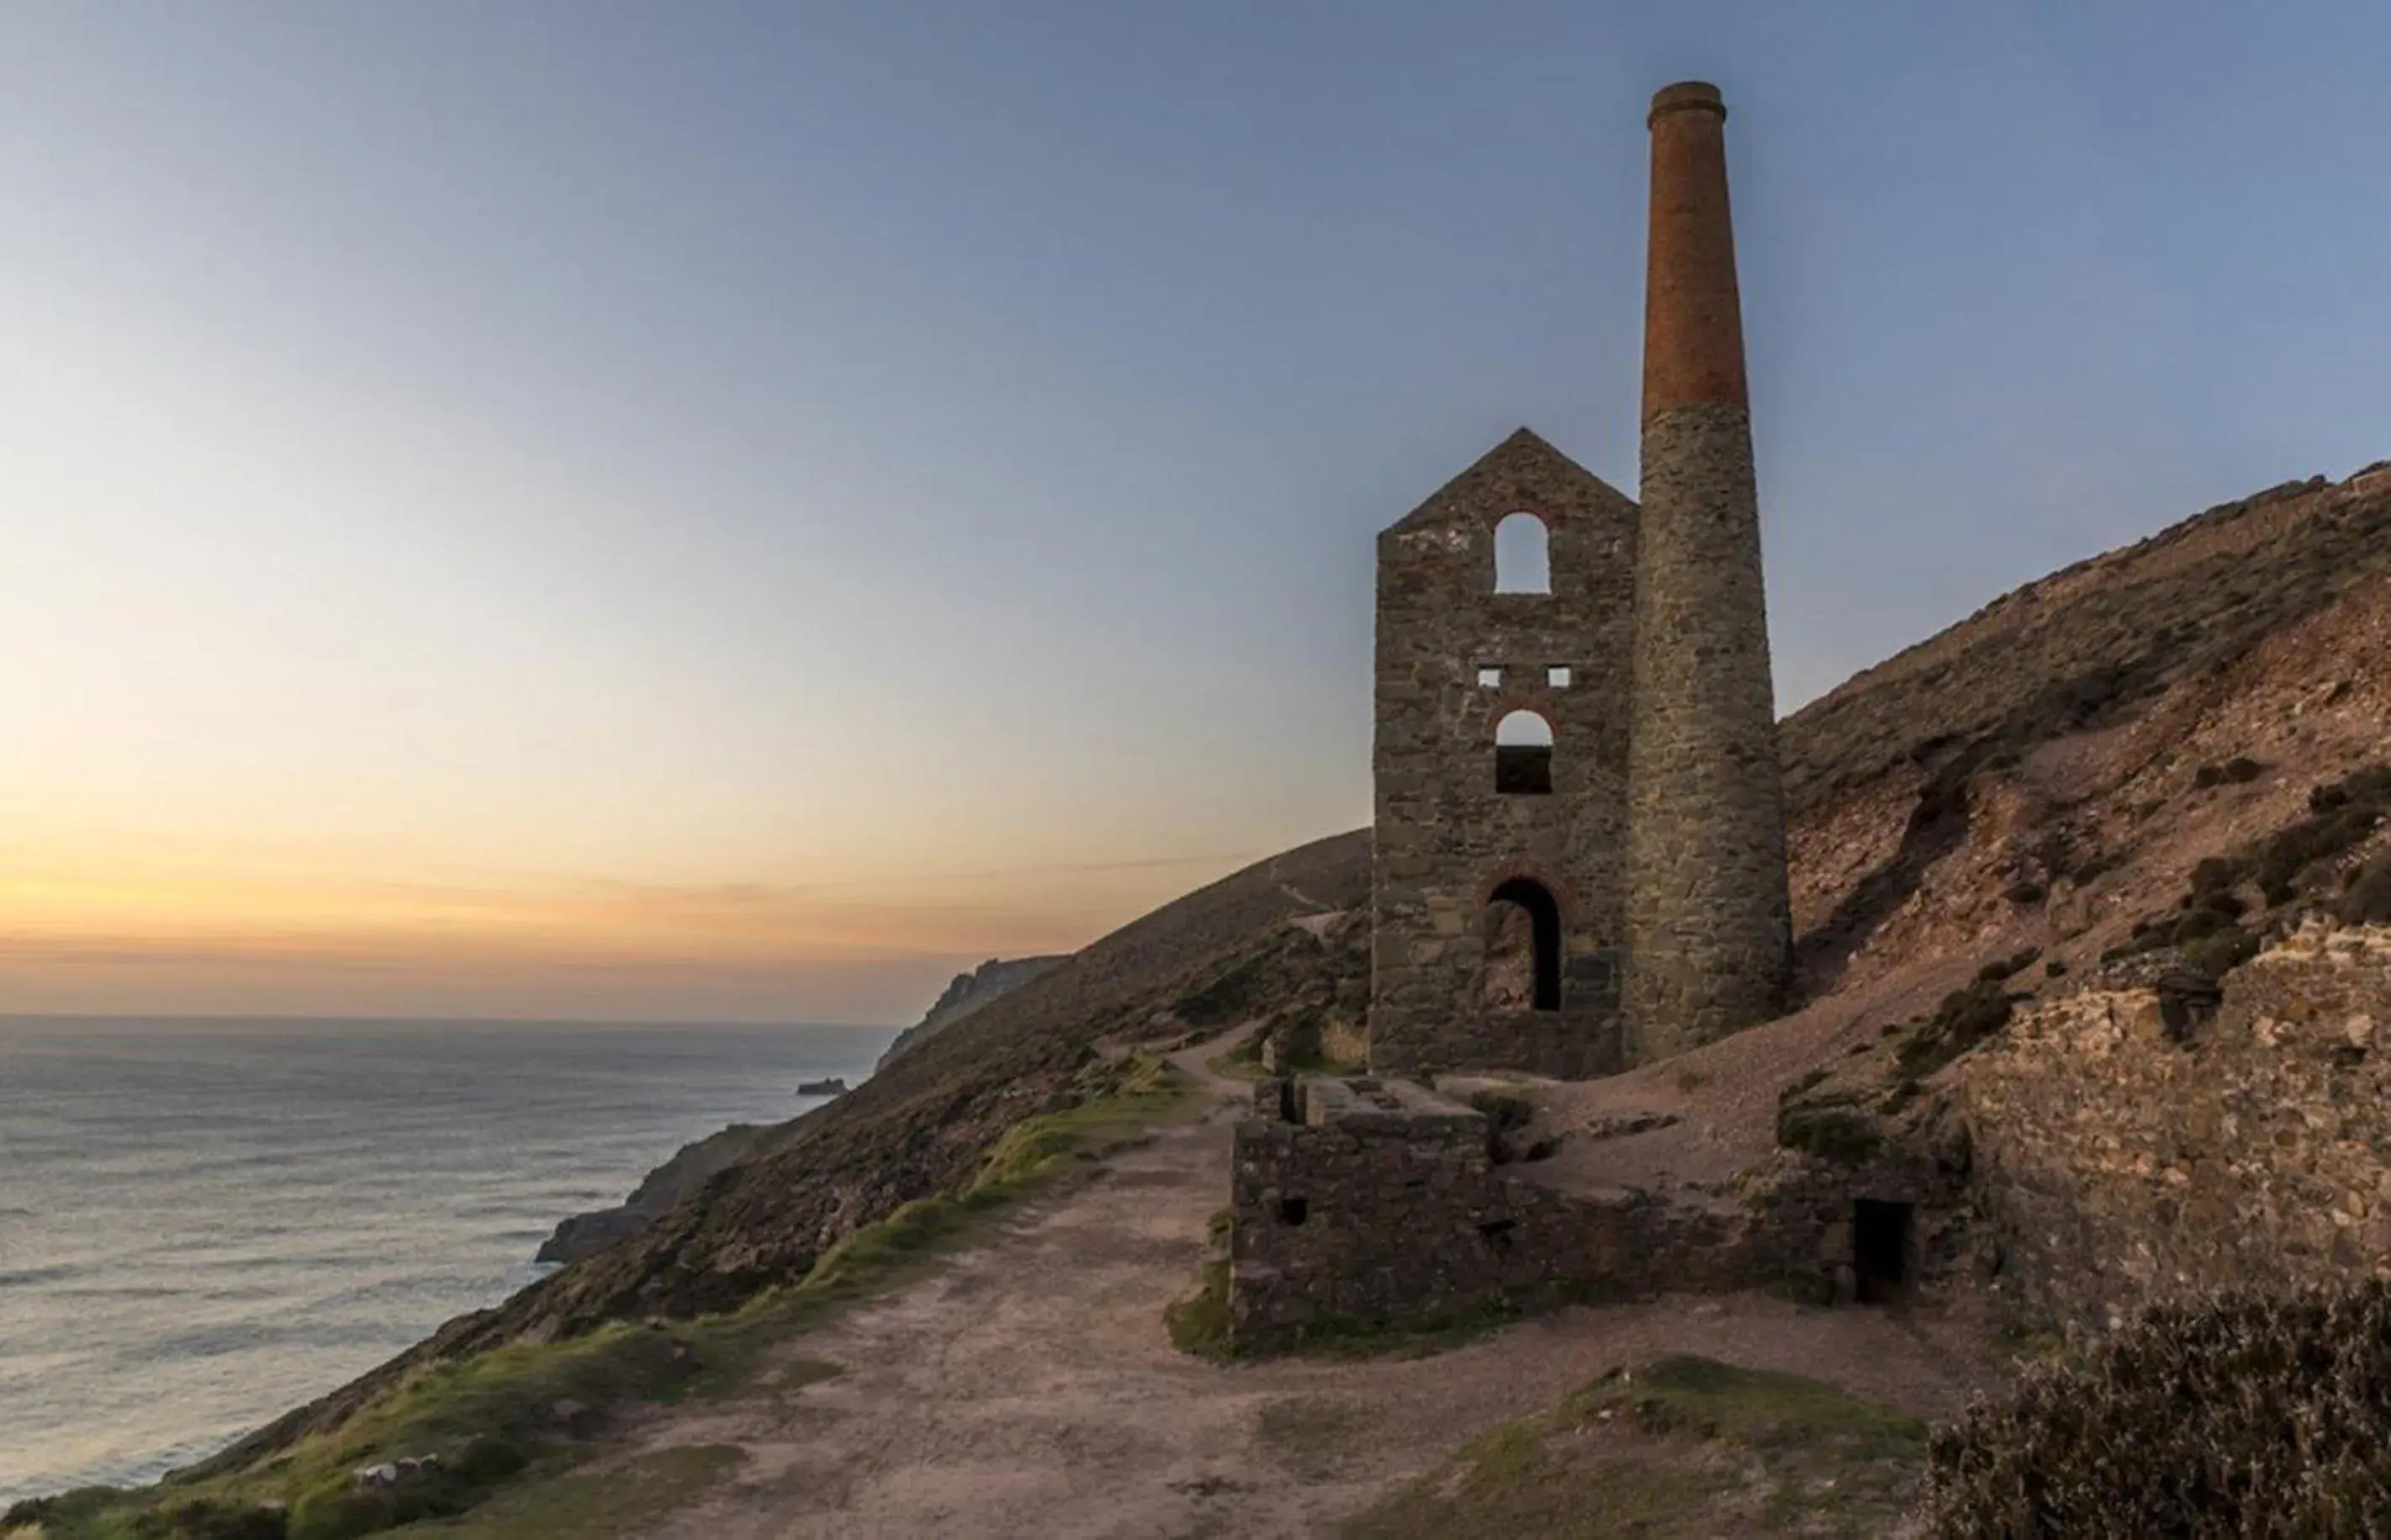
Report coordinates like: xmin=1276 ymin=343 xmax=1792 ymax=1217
xmin=1163 ymin=1257 xmax=1234 ymax=1360
xmin=758 ymin=1056 xmax=1203 ymax=1337
xmin=411 ymin=1445 xmax=746 ymax=1539
xmin=1572 ymin=1355 xmax=1924 ymax=1454
xmin=0 ymin=1490 xmax=265 ymax=1540
xmin=1467 ymin=1088 xmax=1535 ymax=1135
xmin=1284 ymin=1300 xmax=1521 ymax=1360
xmin=1345 ymin=1355 xmax=1924 ymax=1538
xmin=1894 ymin=981 xmax=2018 ymax=1080
xmin=1774 ymin=1098 xmax=1882 ymax=1165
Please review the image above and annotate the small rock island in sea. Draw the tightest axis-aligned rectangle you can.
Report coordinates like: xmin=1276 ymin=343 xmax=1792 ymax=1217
xmin=795 ymin=1077 xmax=848 ymax=1097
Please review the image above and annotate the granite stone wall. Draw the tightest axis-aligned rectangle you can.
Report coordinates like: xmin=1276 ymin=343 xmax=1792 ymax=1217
xmin=1368 ymin=429 xmax=1639 ymax=1079
xmin=1225 ymin=1074 xmax=1947 ymax=1352
xmin=1957 ymin=924 xmax=2391 ymax=1333
xmin=1625 ymin=400 xmax=1793 ymax=1056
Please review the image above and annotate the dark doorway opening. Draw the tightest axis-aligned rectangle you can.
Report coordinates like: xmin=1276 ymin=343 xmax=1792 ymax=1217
xmin=1485 ymin=878 xmax=1563 ymax=1011
xmin=1854 ymin=1199 xmax=1913 ymax=1304
xmin=1494 ymin=710 xmax=1555 ymax=796
xmin=1277 ymin=1197 xmax=1309 ymax=1226
xmin=1494 ymin=745 xmax=1553 ymax=795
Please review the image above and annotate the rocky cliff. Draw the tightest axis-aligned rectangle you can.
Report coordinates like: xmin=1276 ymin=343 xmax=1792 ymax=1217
xmin=875 ymin=955 xmax=1066 ymax=1072
xmin=532 ymin=1122 xmax=776 ymax=1266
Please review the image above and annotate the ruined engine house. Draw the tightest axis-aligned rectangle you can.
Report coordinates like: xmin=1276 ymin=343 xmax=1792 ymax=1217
xmin=1368 ymin=80 xmax=1793 ymax=1080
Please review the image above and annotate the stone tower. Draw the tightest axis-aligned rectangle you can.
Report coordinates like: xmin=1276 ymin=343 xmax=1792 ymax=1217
xmin=1368 ymin=430 xmax=1638 ymax=1081
xmin=1623 ymin=81 xmax=1793 ymax=1059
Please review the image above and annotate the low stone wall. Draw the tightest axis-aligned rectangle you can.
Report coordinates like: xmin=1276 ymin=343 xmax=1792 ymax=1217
xmin=1958 ymin=923 xmax=2391 ymax=1332
xmin=1225 ymin=1075 xmax=1954 ymax=1351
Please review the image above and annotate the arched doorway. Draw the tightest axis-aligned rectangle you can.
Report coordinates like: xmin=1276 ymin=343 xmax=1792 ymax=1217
xmin=1484 ymin=876 xmax=1562 ymax=1011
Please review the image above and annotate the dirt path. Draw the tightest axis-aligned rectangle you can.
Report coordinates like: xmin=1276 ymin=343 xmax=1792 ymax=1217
xmin=633 ymin=1057 xmax=1999 ymax=1540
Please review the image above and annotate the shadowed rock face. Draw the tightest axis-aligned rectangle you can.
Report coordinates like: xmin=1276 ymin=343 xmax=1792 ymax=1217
xmin=876 ymin=955 xmax=1068 ymax=1072
xmin=533 ymin=955 xmax=1070 ymax=1269
xmin=533 ymin=1123 xmax=775 ymax=1266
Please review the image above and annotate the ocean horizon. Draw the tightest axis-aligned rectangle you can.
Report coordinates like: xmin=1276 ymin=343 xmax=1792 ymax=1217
xmin=0 ymin=1014 xmax=897 ymax=1504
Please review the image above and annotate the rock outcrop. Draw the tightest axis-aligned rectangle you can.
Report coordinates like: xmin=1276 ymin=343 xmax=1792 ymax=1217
xmin=875 ymin=955 xmax=1066 ymax=1072
xmin=534 ymin=1123 xmax=775 ymax=1265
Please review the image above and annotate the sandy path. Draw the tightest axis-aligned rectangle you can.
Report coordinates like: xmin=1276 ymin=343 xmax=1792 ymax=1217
xmin=634 ymin=1045 xmax=1998 ymax=1540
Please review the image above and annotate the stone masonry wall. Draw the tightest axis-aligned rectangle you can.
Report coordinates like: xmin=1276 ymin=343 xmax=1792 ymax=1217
xmin=1225 ymin=1075 xmax=1946 ymax=1352
xmin=1370 ymin=429 xmax=1639 ymax=1079
xmin=1625 ymin=400 xmax=1793 ymax=1056
xmin=1624 ymin=82 xmax=1792 ymax=1061
xmin=1957 ymin=923 xmax=2391 ymax=1334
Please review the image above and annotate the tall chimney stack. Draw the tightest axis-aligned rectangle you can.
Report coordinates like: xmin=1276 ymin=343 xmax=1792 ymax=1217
xmin=1624 ymin=82 xmax=1792 ymax=1061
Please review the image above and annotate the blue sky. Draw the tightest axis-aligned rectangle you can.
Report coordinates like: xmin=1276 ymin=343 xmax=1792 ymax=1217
xmin=2 ymin=3 xmax=2385 ymax=1020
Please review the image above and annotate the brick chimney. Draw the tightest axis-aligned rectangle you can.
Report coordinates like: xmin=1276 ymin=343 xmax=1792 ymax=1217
xmin=1624 ymin=81 xmax=1794 ymax=1061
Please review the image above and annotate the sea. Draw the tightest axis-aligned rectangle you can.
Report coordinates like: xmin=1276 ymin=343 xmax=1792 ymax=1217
xmin=0 ymin=1016 xmax=897 ymax=1505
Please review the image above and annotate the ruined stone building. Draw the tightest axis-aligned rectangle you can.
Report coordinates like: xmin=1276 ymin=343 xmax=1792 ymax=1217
xmin=1371 ymin=80 xmax=1791 ymax=1081
xmin=1223 ymin=81 xmax=1822 ymax=1356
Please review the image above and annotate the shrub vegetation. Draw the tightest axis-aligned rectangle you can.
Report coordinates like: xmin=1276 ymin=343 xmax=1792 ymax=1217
xmin=1922 ymin=1282 xmax=2391 ymax=1537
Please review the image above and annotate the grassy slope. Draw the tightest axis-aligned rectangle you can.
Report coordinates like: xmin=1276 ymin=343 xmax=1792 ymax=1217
xmin=1343 ymin=1354 xmax=1928 ymax=1539
xmin=1777 ymin=472 xmax=2391 ymax=813
xmin=187 ymin=830 xmax=1368 ymax=1476
xmin=19 ymin=1061 xmax=1207 ymax=1540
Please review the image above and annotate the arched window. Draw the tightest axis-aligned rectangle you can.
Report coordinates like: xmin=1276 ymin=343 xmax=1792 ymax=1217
xmin=1494 ymin=709 xmax=1553 ymax=796
xmin=1484 ymin=877 xmax=1563 ymax=1011
xmin=1493 ymin=511 xmax=1551 ymax=595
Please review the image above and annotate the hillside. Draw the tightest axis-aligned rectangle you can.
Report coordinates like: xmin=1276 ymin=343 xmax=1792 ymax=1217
xmin=178 ymin=457 xmax=2391 ymax=1500
xmin=193 ymin=828 xmax=1372 ymax=1470
xmin=874 ymin=954 xmax=1069 ymax=1072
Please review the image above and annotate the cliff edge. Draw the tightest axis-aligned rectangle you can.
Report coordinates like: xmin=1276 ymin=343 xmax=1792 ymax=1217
xmin=875 ymin=955 xmax=1066 ymax=1072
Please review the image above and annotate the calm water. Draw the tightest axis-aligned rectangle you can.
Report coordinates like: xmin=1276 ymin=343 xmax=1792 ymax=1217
xmin=0 ymin=1017 xmax=895 ymax=1503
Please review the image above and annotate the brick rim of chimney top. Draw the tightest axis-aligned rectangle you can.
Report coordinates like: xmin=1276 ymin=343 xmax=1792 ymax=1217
xmin=1648 ymin=80 xmax=1726 ymax=127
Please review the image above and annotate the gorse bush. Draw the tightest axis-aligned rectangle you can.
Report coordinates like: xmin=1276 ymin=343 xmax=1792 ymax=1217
xmin=1921 ymin=1281 xmax=2391 ymax=1537
xmin=2337 ymin=849 xmax=2391 ymax=926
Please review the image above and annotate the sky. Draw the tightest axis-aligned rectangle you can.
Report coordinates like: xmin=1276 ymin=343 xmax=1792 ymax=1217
xmin=3 ymin=3 xmax=2386 ymax=1024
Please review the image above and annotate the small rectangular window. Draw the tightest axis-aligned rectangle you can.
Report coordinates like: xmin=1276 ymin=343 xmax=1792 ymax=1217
xmin=1547 ymin=666 xmax=1572 ymax=688
xmin=1477 ymin=666 xmax=1502 ymax=688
